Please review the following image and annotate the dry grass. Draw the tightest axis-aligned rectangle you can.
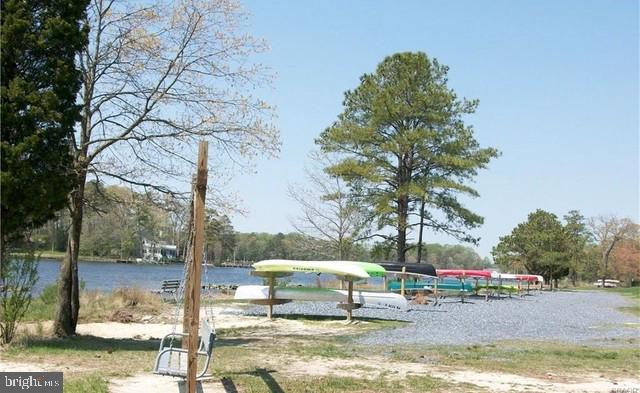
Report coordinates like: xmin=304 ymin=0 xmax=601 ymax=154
xmin=23 ymin=286 xmax=163 ymax=325
xmin=78 ymin=287 xmax=162 ymax=323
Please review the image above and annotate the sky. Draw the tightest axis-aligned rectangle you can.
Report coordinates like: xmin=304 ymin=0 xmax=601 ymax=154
xmin=223 ymin=0 xmax=639 ymax=258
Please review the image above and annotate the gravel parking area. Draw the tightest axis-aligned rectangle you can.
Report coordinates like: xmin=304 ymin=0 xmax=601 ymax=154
xmin=244 ymin=290 xmax=639 ymax=345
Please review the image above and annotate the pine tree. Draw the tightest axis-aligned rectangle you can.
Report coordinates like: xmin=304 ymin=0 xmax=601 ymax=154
xmin=1 ymin=0 xmax=88 ymax=252
xmin=316 ymin=52 xmax=498 ymax=262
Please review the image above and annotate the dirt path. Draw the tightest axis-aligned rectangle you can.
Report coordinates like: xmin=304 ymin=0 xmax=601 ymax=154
xmin=109 ymin=375 xmax=227 ymax=393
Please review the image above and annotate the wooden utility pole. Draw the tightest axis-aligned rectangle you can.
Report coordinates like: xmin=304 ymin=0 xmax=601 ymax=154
xmin=186 ymin=141 xmax=208 ymax=393
xmin=182 ymin=181 xmax=195 ymax=347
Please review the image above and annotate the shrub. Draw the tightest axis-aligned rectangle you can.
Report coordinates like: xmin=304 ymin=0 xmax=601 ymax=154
xmin=1 ymin=250 xmax=39 ymax=344
xmin=39 ymin=282 xmax=58 ymax=304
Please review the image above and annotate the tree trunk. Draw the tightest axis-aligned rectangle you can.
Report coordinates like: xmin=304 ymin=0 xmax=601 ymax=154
xmin=54 ymin=178 xmax=85 ymax=337
xmin=396 ymin=194 xmax=409 ymax=263
xmin=416 ymin=197 xmax=426 ymax=264
xmin=601 ymin=238 xmax=618 ymax=289
xmin=0 ymin=235 xmax=6 ymax=282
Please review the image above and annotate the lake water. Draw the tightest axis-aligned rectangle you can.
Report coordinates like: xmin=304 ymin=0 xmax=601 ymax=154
xmin=34 ymin=259 xmax=382 ymax=293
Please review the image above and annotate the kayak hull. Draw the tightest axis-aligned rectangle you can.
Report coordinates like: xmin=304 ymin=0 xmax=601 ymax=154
xmin=235 ymin=285 xmax=407 ymax=310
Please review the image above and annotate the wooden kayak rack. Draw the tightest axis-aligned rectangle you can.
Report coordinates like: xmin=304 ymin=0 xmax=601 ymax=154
xmin=248 ymin=270 xmax=362 ymax=322
xmin=250 ymin=271 xmax=293 ymax=319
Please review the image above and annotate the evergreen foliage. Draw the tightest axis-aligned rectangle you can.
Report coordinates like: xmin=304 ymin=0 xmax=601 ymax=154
xmin=0 ymin=0 xmax=88 ymax=243
xmin=316 ymin=52 xmax=498 ymax=262
xmin=492 ymin=209 xmax=570 ymax=285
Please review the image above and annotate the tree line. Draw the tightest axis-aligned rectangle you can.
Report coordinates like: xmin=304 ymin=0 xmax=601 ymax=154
xmin=31 ymin=183 xmax=490 ymax=269
xmin=492 ymin=209 xmax=638 ymax=288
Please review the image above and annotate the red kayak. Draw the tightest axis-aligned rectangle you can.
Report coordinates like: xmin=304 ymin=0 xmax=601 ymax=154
xmin=436 ymin=269 xmax=492 ymax=279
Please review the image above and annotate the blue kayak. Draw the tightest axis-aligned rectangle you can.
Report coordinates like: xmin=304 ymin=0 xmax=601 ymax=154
xmin=387 ymin=279 xmax=474 ymax=292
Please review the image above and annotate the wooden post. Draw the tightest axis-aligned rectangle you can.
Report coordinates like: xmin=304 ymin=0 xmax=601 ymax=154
xmin=400 ymin=266 xmax=406 ymax=296
xmin=267 ymin=275 xmax=275 ymax=320
xmin=485 ymin=278 xmax=489 ymax=301
xmin=186 ymin=141 xmax=208 ymax=393
xmin=347 ymin=279 xmax=354 ymax=322
xmin=182 ymin=184 xmax=196 ymax=348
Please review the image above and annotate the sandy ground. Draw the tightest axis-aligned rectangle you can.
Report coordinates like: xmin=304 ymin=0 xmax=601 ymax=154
xmin=283 ymin=357 xmax=640 ymax=393
xmin=17 ymin=304 xmax=354 ymax=339
xmin=5 ymin=304 xmax=640 ymax=393
xmin=108 ymin=375 xmax=227 ymax=393
xmin=74 ymin=307 xmax=359 ymax=339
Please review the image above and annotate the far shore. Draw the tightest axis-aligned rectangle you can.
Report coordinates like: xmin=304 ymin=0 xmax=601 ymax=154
xmin=16 ymin=251 xmax=152 ymax=264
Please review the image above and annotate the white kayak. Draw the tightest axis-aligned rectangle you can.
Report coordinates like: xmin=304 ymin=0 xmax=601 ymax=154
xmin=234 ymin=285 xmax=408 ymax=310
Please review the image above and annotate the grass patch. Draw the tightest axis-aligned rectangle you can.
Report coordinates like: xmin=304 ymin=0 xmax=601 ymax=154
xmin=217 ymin=370 xmax=454 ymax=393
xmin=7 ymin=334 xmax=159 ymax=353
xmin=618 ymin=306 xmax=640 ymax=316
xmin=2 ymin=335 xmax=159 ymax=378
xmin=388 ymin=341 xmax=640 ymax=378
xmin=290 ymin=339 xmax=356 ymax=359
xmin=64 ymin=374 xmax=109 ymax=393
xmin=611 ymin=287 xmax=640 ymax=298
xmin=612 ymin=287 xmax=640 ymax=316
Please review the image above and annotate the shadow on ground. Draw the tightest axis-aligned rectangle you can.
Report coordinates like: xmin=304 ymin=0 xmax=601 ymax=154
xmin=219 ymin=368 xmax=284 ymax=393
xmin=15 ymin=335 xmax=261 ymax=352
xmin=260 ymin=313 xmax=409 ymax=324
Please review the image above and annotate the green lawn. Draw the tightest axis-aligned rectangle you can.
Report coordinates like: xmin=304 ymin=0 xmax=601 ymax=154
xmin=387 ymin=340 xmax=639 ymax=378
xmin=612 ymin=287 xmax=640 ymax=316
